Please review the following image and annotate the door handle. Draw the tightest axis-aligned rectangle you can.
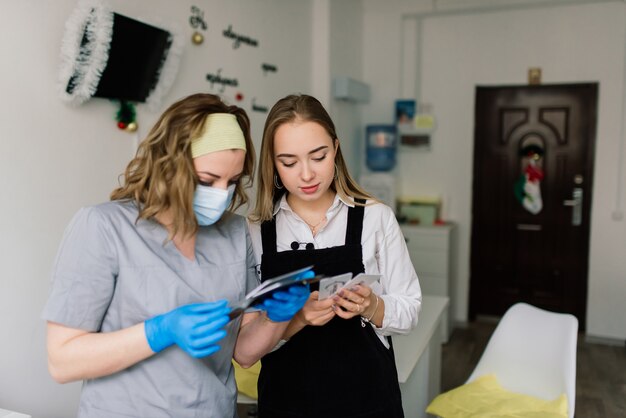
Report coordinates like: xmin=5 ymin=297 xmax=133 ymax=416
xmin=563 ymin=187 xmax=583 ymax=226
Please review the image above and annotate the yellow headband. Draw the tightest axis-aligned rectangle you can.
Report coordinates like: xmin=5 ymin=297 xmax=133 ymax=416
xmin=191 ymin=113 xmax=247 ymax=158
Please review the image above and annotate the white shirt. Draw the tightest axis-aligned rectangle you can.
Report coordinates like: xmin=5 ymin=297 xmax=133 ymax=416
xmin=248 ymin=194 xmax=422 ymax=347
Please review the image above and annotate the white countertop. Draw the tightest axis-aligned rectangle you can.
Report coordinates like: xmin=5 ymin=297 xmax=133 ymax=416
xmin=393 ymin=295 xmax=449 ymax=383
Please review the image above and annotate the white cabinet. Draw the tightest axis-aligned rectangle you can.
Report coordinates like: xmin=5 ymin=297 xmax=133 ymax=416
xmin=401 ymin=223 xmax=456 ymax=340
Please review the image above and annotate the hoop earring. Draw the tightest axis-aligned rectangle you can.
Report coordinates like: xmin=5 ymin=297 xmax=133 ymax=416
xmin=274 ymin=173 xmax=284 ymax=189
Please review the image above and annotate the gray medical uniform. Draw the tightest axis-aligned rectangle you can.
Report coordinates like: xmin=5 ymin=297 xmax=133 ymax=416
xmin=42 ymin=200 xmax=258 ymax=418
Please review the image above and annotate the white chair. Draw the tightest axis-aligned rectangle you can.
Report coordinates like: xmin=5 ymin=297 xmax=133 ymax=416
xmin=466 ymin=302 xmax=578 ymax=418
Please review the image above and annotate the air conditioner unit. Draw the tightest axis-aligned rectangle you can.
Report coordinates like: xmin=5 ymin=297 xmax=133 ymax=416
xmin=332 ymin=76 xmax=370 ymax=103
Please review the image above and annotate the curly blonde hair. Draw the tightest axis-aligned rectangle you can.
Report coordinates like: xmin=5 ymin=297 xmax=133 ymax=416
xmin=111 ymin=93 xmax=255 ymax=239
xmin=250 ymin=94 xmax=373 ymax=222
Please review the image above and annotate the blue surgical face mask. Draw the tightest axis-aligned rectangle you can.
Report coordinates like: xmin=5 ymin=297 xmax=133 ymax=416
xmin=193 ymin=184 xmax=236 ymax=226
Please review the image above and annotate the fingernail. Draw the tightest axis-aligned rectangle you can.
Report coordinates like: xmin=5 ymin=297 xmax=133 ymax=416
xmin=338 ymin=290 xmax=344 ymax=297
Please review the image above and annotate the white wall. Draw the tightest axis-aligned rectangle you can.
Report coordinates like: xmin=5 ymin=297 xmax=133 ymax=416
xmin=310 ymin=0 xmax=365 ymax=176
xmin=0 ymin=1 xmax=317 ymax=416
xmin=327 ymin=0 xmax=365 ymax=175
xmin=363 ymin=0 xmax=626 ymax=340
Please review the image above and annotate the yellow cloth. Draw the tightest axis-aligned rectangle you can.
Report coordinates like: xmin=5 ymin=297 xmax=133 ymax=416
xmin=233 ymin=360 xmax=261 ymax=399
xmin=426 ymin=374 xmax=568 ymax=418
xmin=191 ymin=113 xmax=246 ymax=158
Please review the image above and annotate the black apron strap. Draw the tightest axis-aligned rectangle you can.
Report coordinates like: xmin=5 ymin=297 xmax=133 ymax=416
xmin=345 ymin=198 xmax=366 ymax=246
xmin=261 ymin=218 xmax=277 ymax=255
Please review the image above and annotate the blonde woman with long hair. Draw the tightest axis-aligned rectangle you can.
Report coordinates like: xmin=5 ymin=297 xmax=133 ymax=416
xmin=249 ymin=94 xmax=422 ymax=418
xmin=42 ymin=93 xmax=309 ymax=418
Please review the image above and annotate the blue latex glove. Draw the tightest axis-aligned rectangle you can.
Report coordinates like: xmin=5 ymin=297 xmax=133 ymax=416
xmin=256 ymin=271 xmax=314 ymax=322
xmin=145 ymin=300 xmax=231 ymax=358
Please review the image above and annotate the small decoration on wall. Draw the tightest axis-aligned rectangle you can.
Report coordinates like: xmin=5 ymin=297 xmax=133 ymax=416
xmin=58 ymin=0 xmax=183 ymax=111
xmin=235 ymin=92 xmax=244 ymax=102
xmin=189 ymin=5 xmax=207 ymax=45
xmin=251 ymin=98 xmax=268 ymax=113
xmin=261 ymin=63 xmax=278 ymax=76
xmin=223 ymin=24 xmax=259 ymax=49
xmin=395 ymin=99 xmax=416 ymax=124
xmin=206 ymin=69 xmax=239 ymax=93
xmin=191 ymin=32 xmax=204 ymax=45
xmin=528 ymin=67 xmax=542 ymax=85
xmin=115 ymin=100 xmax=138 ymax=132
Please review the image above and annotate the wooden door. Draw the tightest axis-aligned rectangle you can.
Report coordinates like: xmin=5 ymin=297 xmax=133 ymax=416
xmin=469 ymin=83 xmax=597 ymax=328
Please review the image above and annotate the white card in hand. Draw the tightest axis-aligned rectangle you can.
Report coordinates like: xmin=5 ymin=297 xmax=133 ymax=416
xmin=340 ymin=273 xmax=380 ymax=292
xmin=317 ymin=273 xmax=353 ymax=300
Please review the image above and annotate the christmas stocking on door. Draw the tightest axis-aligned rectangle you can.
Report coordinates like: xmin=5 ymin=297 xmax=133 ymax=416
xmin=514 ymin=161 xmax=544 ymax=215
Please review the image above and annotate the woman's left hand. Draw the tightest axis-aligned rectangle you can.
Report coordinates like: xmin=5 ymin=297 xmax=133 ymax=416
xmin=332 ymin=284 xmax=374 ymax=320
xmin=257 ymin=284 xmax=310 ymax=322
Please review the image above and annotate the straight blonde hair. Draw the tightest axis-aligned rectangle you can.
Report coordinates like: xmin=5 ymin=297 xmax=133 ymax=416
xmin=250 ymin=94 xmax=373 ymax=222
xmin=111 ymin=93 xmax=255 ymax=239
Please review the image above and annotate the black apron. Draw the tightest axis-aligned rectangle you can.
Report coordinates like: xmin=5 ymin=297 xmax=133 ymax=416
xmin=257 ymin=200 xmax=404 ymax=418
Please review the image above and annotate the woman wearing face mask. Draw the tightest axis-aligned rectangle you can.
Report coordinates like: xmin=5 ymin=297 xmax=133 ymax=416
xmin=42 ymin=93 xmax=309 ymax=418
xmin=248 ymin=94 xmax=422 ymax=418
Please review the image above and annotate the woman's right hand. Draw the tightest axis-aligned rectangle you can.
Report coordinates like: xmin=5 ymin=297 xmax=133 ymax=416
xmin=295 ymin=291 xmax=336 ymax=326
xmin=144 ymin=300 xmax=231 ymax=358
